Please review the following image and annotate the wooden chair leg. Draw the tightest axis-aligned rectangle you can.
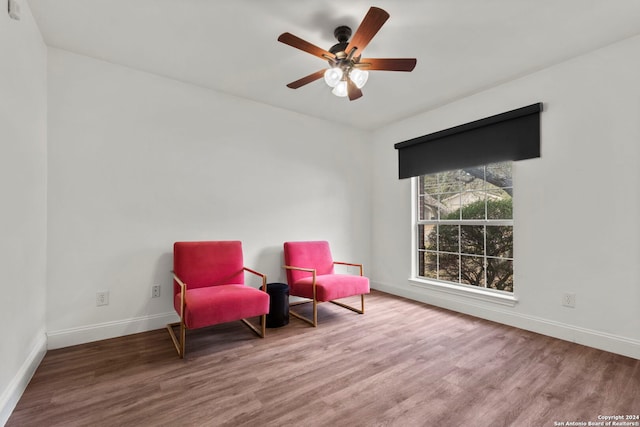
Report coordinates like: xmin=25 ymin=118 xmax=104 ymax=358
xmin=313 ymin=298 xmax=318 ymax=327
xmin=167 ymin=321 xmax=186 ymax=359
xmin=240 ymin=317 xmax=266 ymax=338
xmin=290 ymin=295 xmax=365 ymax=328
xmin=180 ymin=321 xmax=186 ymax=356
xmin=330 ymin=293 xmax=365 ymax=314
xmin=289 ymin=300 xmax=318 ymax=327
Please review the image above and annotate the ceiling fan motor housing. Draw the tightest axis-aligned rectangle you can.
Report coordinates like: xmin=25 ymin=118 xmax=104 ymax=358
xmin=329 ymin=26 xmax=352 ymax=56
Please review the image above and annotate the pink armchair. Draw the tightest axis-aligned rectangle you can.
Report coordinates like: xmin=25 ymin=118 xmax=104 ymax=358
xmin=167 ymin=241 xmax=269 ymax=358
xmin=283 ymin=241 xmax=369 ymax=327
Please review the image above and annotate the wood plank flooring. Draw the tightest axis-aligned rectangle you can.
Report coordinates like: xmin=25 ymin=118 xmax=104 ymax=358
xmin=8 ymin=290 xmax=640 ymax=426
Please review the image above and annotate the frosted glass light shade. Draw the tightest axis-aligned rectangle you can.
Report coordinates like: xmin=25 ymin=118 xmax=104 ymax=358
xmin=349 ymin=68 xmax=369 ymax=89
xmin=332 ymin=81 xmax=348 ymax=97
xmin=324 ymin=68 xmax=343 ymax=88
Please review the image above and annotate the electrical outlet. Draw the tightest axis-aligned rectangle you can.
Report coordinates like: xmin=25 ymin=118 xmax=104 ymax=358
xmin=96 ymin=291 xmax=109 ymax=306
xmin=562 ymin=292 xmax=576 ymax=308
xmin=152 ymin=284 xmax=161 ymax=298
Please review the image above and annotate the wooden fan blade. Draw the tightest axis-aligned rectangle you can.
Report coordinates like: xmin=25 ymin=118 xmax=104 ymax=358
xmin=358 ymin=58 xmax=417 ymax=72
xmin=345 ymin=7 xmax=390 ymax=56
xmin=286 ymin=69 xmax=326 ymax=89
xmin=278 ymin=32 xmax=335 ymax=61
xmin=347 ymin=79 xmax=363 ymax=101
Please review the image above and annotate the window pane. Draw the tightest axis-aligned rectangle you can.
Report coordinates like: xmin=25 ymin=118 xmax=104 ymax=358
xmin=438 ymin=170 xmax=464 ymax=193
xmin=486 ymin=162 xmax=512 ymax=189
xmin=438 ymin=253 xmax=459 ymax=283
xmin=422 ymin=174 xmax=439 ymax=195
xmin=420 ymin=175 xmax=440 ymax=221
xmin=422 ymin=251 xmax=438 ymax=279
xmin=420 ymin=194 xmax=439 ymax=221
xmin=439 ymin=192 xmax=460 ymax=219
xmin=486 ymin=258 xmax=513 ymax=292
xmin=460 ymin=169 xmax=485 ymax=192
xmin=417 ymin=225 xmax=425 ymax=250
xmin=486 ymin=226 xmax=513 ymax=258
xmin=487 ymin=193 xmax=512 ymax=219
xmin=438 ymin=225 xmax=459 ymax=253
xmin=461 ymin=255 xmax=485 ymax=287
xmin=461 ymin=192 xmax=486 ymax=219
xmin=422 ymin=224 xmax=437 ymax=251
xmin=460 ymin=225 xmax=484 ymax=255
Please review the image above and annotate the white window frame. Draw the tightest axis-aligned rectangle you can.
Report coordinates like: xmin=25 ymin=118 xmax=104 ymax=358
xmin=409 ymin=170 xmax=518 ymax=307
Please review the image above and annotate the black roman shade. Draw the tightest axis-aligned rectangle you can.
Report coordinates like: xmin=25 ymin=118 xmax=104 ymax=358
xmin=394 ymin=103 xmax=543 ymax=179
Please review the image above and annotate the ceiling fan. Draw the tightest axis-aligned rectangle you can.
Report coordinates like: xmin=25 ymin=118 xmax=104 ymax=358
xmin=277 ymin=6 xmax=417 ymax=101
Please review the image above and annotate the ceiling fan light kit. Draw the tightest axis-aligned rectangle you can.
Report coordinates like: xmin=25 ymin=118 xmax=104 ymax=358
xmin=324 ymin=67 xmax=344 ymax=87
xmin=278 ymin=6 xmax=416 ymax=101
xmin=349 ymin=68 xmax=369 ymax=88
xmin=324 ymin=65 xmax=368 ymax=93
xmin=332 ymin=81 xmax=348 ymax=97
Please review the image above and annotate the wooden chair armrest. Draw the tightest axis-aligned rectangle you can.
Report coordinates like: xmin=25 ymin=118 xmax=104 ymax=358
xmin=283 ymin=265 xmax=317 ymax=295
xmin=171 ymin=271 xmax=187 ymax=321
xmin=244 ymin=266 xmax=267 ymax=291
xmin=172 ymin=271 xmax=187 ymax=290
xmin=283 ymin=265 xmax=316 ymax=273
xmin=333 ymin=261 xmax=363 ymax=267
xmin=333 ymin=261 xmax=364 ymax=276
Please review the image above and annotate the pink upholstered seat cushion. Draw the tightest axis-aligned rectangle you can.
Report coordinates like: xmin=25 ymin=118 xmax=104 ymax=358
xmin=178 ymin=284 xmax=270 ymax=329
xmin=291 ymin=274 xmax=370 ymax=302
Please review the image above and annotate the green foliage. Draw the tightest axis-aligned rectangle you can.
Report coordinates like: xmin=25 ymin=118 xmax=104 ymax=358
xmin=424 ymin=199 xmax=513 ymax=292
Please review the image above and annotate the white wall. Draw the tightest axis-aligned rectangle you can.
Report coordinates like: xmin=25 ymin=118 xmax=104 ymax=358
xmin=0 ymin=1 xmax=48 ymax=424
xmin=371 ymin=35 xmax=640 ymax=359
xmin=46 ymin=48 xmax=371 ymax=348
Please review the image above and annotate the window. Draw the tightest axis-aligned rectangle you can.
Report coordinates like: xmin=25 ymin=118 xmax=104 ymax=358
xmin=415 ymin=162 xmax=513 ymax=293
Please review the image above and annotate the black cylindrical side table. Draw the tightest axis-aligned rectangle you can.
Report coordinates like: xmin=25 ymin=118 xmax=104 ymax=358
xmin=266 ymin=282 xmax=289 ymax=328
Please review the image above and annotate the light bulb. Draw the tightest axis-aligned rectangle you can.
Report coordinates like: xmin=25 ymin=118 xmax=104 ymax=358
xmin=332 ymin=81 xmax=348 ymax=97
xmin=324 ymin=68 xmax=343 ymax=88
xmin=349 ymin=68 xmax=369 ymax=89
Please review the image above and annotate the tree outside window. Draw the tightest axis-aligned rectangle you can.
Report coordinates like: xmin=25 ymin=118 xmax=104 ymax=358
xmin=416 ymin=162 xmax=513 ymax=292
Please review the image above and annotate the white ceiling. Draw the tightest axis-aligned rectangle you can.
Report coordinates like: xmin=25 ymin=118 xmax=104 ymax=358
xmin=27 ymin=0 xmax=640 ymax=130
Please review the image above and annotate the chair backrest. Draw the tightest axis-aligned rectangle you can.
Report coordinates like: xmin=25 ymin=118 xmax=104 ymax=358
xmin=173 ymin=241 xmax=244 ymax=295
xmin=283 ymin=241 xmax=335 ymax=285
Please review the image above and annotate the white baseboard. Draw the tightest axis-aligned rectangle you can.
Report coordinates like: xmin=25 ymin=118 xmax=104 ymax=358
xmin=46 ymin=312 xmax=179 ymax=350
xmin=0 ymin=332 xmax=47 ymax=427
xmin=372 ymin=281 xmax=640 ymax=360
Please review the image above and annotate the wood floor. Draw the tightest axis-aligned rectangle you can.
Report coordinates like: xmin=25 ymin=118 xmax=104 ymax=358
xmin=8 ymin=290 xmax=640 ymax=427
